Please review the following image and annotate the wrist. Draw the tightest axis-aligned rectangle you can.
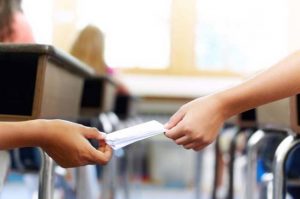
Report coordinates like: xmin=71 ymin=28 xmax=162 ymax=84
xmin=23 ymin=119 xmax=49 ymax=148
xmin=211 ymin=92 xmax=236 ymax=120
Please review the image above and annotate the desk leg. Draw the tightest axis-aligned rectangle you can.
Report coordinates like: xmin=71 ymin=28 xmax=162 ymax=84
xmin=212 ymin=137 xmax=221 ymax=199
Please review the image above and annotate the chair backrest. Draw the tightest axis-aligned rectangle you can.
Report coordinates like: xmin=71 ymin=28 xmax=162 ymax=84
xmin=290 ymin=94 xmax=300 ymax=133
xmin=238 ymin=108 xmax=257 ymax=128
xmin=256 ymin=98 xmax=290 ymax=129
xmin=225 ymin=109 xmax=257 ymax=128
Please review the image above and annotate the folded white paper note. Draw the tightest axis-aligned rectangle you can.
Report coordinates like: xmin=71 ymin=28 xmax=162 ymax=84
xmin=105 ymin=120 xmax=165 ymax=150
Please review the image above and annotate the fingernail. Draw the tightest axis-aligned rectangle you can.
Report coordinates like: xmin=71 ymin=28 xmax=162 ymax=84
xmin=163 ymin=131 xmax=169 ymax=137
xmin=101 ymin=132 xmax=107 ymax=138
xmin=97 ymin=132 xmax=105 ymax=139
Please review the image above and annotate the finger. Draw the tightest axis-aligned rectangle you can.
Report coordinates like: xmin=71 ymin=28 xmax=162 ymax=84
xmin=175 ymin=136 xmax=191 ymax=145
xmin=164 ymin=108 xmax=186 ymax=129
xmin=100 ymin=145 xmax=113 ymax=164
xmin=82 ymin=127 xmax=104 ymax=140
xmin=164 ymin=122 xmax=185 ymax=140
xmin=104 ymin=145 xmax=113 ymax=157
xmin=193 ymin=144 xmax=207 ymax=151
xmin=95 ymin=141 xmax=113 ymax=161
xmin=89 ymin=146 xmax=112 ymax=165
xmin=98 ymin=140 xmax=108 ymax=152
xmin=183 ymin=143 xmax=197 ymax=149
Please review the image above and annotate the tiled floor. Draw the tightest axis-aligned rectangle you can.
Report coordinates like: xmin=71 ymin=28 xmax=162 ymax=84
xmin=0 ymin=147 xmax=213 ymax=199
xmin=0 ymin=143 xmax=244 ymax=199
xmin=0 ymin=182 xmax=210 ymax=199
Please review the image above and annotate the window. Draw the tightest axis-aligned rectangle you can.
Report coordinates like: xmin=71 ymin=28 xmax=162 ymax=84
xmin=76 ymin=0 xmax=172 ymax=69
xmin=74 ymin=0 xmax=289 ymax=76
xmin=196 ymin=0 xmax=289 ymax=74
xmin=22 ymin=0 xmax=53 ymax=44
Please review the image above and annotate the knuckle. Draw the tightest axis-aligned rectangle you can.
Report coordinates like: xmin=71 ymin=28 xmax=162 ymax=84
xmin=103 ymin=156 xmax=110 ymax=164
xmin=97 ymin=156 xmax=109 ymax=165
xmin=190 ymin=134 xmax=198 ymax=141
xmin=60 ymin=163 xmax=68 ymax=168
xmin=186 ymin=131 xmax=197 ymax=141
xmin=165 ymin=133 xmax=176 ymax=140
xmin=92 ymin=127 xmax=99 ymax=132
xmin=78 ymin=152 xmax=89 ymax=165
xmin=61 ymin=161 xmax=73 ymax=168
xmin=202 ymin=137 xmax=212 ymax=146
xmin=182 ymin=125 xmax=190 ymax=134
xmin=184 ymin=128 xmax=195 ymax=139
xmin=102 ymin=158 xmax=109 ymax=165
xmin=183 ymin=145 xmax=191 ymax=150
xmin=175 ymin=139 xmax=182 ymax=145
xmin=79 ymin=157 xmax=89 ymax=166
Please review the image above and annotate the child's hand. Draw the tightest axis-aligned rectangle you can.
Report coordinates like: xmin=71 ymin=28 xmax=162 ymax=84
xmin=164 ymin=96 xmax=226 ymax=151
xmin=38 ymin=119 xmax=112 ymax=168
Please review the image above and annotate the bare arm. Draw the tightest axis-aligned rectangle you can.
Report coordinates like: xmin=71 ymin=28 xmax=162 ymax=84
xmin=0 ymin=119 xmax=112 ymax=168
xmin=0 ymin=120 xmax=43 ymax=149
xmin=165 ymin=50 xmax=300 ymax=151
xmin=219 ymin=51 xmax=300 ymax=118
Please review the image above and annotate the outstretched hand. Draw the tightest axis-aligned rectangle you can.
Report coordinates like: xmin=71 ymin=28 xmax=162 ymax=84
xmin=39 ymin=119 xmax=112 ymax=168
xmin=164 ymin=96 xmax=226 ymax=151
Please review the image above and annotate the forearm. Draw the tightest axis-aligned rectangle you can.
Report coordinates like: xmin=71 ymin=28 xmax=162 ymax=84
xmin=0 ymin=120 xmax=45 ymax=150
xmin=216 ymin=50 xmax=300 ymax=119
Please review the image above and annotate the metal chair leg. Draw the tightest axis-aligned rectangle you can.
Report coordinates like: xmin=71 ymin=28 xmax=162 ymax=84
xmin=273 ymin=135 xmax=300 ymax=199
xmin=227 ymin=127 xmax=243 ymax=199
xmin=99 ymin=113 xmax=117 ymax=199
xmin=0 ymin=151 xmax=10 ymax=192
xmin=101 ymin=155 xmax=118 ymax=199
xmin=212 ymin=127 xmax=240 ymax=199
xmin=246 ymin=129 xmax=267 ymax=199
xmin=38 ymin=149 xmax=55 ymax=199
xmin=195 ymin=151 xmax=203 ymax=199
xmin=212 ymin=137 xmax=221 ymax=199
xmin=122 ymin=148 xmax=130 ymax=199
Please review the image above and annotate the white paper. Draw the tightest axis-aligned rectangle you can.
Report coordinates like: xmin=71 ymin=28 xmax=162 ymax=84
xmin=105 ymin=120 xmax=165 ymax=150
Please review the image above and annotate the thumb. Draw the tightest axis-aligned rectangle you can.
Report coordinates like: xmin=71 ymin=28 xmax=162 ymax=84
xmin=165 ymin=107 xmax=186 ymax=129
xmin=81 ymin=127 xmax=104 ymax=140
xmin=90 ymin=145 xmax=113 ymax=165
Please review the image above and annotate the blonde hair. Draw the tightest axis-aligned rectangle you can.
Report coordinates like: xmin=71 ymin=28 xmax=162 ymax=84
xmin=70 ymin=25 xmax=107 ymax=74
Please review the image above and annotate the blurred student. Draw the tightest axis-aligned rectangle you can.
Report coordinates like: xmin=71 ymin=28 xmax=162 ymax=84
xmin=0 ymin=0 xmax=34 ymax=43
xmin=70 ymin=25 xmax=129 ymax=94
xmin=70 ymin=25 xmax=128 ymax=199
xmin=165 ymin=51 xmax=300 ymax=151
